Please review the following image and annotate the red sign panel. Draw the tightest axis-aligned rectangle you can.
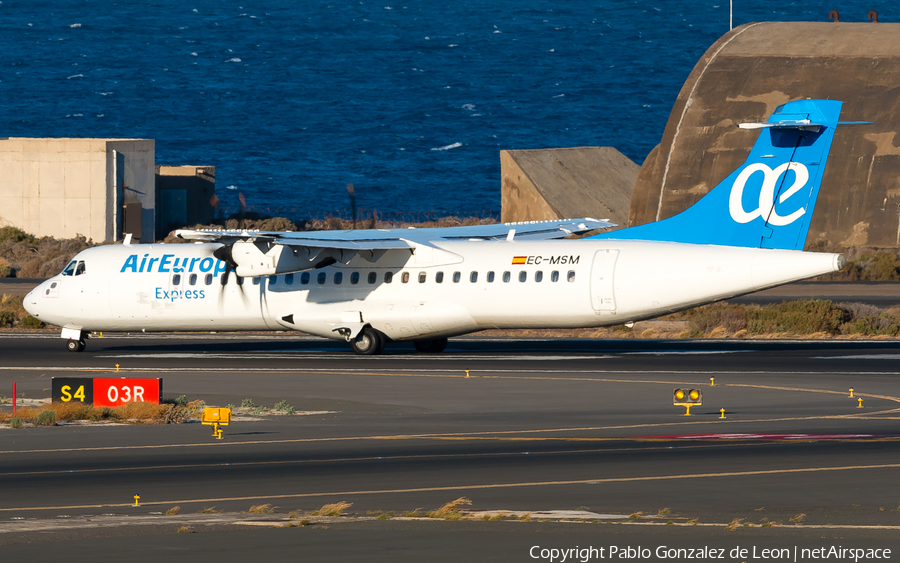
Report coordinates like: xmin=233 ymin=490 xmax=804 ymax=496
xmin=92 ymin=378 xmax=162 ymax=407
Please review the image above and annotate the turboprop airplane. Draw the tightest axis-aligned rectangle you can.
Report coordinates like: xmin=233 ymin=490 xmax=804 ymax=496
xmin=25 ymin=99 xmax=850 ymax=354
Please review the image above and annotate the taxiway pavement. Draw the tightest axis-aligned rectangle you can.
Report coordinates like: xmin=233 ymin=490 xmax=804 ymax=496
xmin=1 ymin=335 xmax=899 ymax=560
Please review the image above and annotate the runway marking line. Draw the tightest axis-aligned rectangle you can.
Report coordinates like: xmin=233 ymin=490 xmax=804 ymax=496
xmin=3 ymin=461 xmax=900 ymax=513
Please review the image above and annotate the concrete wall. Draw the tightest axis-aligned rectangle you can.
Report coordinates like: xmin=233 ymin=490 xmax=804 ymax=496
xmin=630 ymin=22 xmax=900 ymax=248
xmin=501 ymin=147 xmax=638 ymax=227
xmin=0 ymin=138 xmax=154 ymax=242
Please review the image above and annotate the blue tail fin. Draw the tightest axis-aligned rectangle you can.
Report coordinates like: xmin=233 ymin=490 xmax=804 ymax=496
xmin=592 ymin=99 xmax=842 ymax=250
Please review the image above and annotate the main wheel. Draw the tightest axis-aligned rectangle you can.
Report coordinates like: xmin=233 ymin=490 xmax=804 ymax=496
xmin=413 ymin=337 xmax=448 ymax=353
xmin=350 ymin=326 xmax=384 ymax=355
xmin=66 ymin=339 xmax=86 ymax=353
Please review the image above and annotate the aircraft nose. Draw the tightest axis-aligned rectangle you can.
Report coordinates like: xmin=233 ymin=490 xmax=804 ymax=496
xmin=24 ymin=281 xmax=47 ymax=317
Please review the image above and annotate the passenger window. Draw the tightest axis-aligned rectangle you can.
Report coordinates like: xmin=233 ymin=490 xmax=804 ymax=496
xmin=567 ymin=270 xmax=576 ymax=282
xmin=470 ymin=271 xmax=478 ymax=283
xmin=551 ymin=270 xmax=559 ymax=282
xmin=350 ymin=272 xmax=360 ymax=285
xmin=334 ymin=272 xmax=343 ymax=284
xmin=189 ymin=273 xmax=197 ymax=285
xmin=220 ymin=273 xmax=227 ymax=286
xmin=418 ymin=272 xmax=426 ymax=283
xmin=519 ymin=271 xmax=527 ymax=282
xmin=269 ymin=275 xmax=277 ymax=286
xmin=285 ymin=273 xmax=294 ymax=285
xmin=173 ymin=274 xmax=181 ymax=286
xmin=367 ymin=272 xmax=376 ymax=284
xmin=205 ymin=274 xmax=213 ymax=285
xmin=452 ymin=271 xmax=461 ymax=283
xmin=236 ymin=276 xmax=244 ymax=286
xmin=487 ymin=271 xmax=495 ymax=283
xmin=384 ymin=272 xmax=393 ymax=283
xmin=317 ymin=272 xmax=326 ymax=285
xmin=301 ymin=272 xmax=310 ymax=285
xmin=535 ymin=271 xmax=543 ymax=283
xmin=401 ymin=272 xmax=410 ymax=283
xmin=502 ymin=271 xmax=511 ymax=283
xmin=75 ymin=261 xmax=86 ymax=276
xmin=62 ymin=260 xmax=77 ymax=276
xmin=252 ymin=277 xmax=260 ymax=285
xmin=436 ymin=272 xmax=444 ymax=283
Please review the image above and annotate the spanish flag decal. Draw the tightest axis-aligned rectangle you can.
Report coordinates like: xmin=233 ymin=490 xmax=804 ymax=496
xmin=512 ymin=256 xmax=527 ymax=265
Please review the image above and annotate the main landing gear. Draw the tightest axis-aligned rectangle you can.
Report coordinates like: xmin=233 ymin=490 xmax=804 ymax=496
xmin=350 ymin=326 xmax=385 ymax=355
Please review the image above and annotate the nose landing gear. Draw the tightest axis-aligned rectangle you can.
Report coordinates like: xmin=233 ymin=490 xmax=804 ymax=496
xmin=65 ymin=338 xmax=86 ymax=352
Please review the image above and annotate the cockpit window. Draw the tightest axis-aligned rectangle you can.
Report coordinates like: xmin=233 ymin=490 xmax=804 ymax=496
xmin=75 ymin=261 xmax=86 ymax=276
xmin=62 ymin=260 xmax=78 ymax=276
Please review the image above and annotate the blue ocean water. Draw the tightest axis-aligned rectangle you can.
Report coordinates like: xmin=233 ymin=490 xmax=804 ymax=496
xmin=0 ymin=1 xmax=893 ymax=219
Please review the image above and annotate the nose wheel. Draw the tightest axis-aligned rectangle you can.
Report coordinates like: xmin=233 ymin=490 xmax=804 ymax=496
xmin=66 ymin=338 xmax=86 ymax=352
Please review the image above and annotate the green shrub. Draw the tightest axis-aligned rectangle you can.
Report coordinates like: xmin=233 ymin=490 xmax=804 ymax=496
xmin=747 ymin=300 xmax=850 ymax=335
xmin=0 ymin=310 xmax=16 ymax=327
xmin=19 ymin=315 xmax=45 ymax=329
xmin=847 ymin=314 xmax=900 ymax=336
xmin=0 ymin=226 xmax=35 ymax=244
xmin=9 ymin=417 xmax=22 ymax=429
xmin=274 ymin=400 xmax=295 ymax=414
xmin=35 ymin=410 xmax=56 ymax=426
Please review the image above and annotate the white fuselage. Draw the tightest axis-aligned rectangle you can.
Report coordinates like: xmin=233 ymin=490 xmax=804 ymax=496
xmin=25 ymin=239 xmax=843 ymax=341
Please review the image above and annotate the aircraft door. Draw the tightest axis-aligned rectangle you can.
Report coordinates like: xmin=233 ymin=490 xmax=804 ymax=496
xmin=590 ymin=249 xmax=618 ymax=312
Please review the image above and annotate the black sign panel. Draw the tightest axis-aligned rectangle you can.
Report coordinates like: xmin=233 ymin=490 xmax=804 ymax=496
xmin=51 ymin=377 xmax=94 ymax=404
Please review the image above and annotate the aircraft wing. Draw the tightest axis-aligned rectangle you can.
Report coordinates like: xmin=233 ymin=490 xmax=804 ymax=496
xmin=175 ymin=218 xmax=613 ymax=246
xmin=174 ymin=218 xmax=614 ymax=277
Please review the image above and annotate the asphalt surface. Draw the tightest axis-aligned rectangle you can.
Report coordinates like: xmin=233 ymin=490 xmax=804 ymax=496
xmin=1 ymin=334 xmax=899 ymax=561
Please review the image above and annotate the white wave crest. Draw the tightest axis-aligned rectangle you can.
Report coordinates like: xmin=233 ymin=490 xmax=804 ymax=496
xmin=66 ymin=74 xmax=84 ymax=79
xmin=225 ymin=185 xmax=238 ymax=190
xmin=431 ymin=142 xmax=462 ymax=151
xmin=69 ymin=23 xmax=82 ymax=28
xmin=226 ymin=57 xmax=241 ymax=62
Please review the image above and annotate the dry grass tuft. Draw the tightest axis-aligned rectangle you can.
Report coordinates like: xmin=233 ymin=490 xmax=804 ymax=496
xmin=249 ymin=504 xmax=275 ymax=514
xmin=428 ymin=497 xmax=472 ymax=519
xmin=176 ymin=526 xmax=196 ymax=534
xmin=628 ymin=511 xmax=643 ymax=520
xmin=657 ymin=507 xmax=671 ymax=516
xmin=790 ymin=513 xmax=806 ymax=524
xmin=312 ymin=501 xmax=352 ymax=517
xmin=165 ymin=506 xmax=180 ymax=516
xmin=724 ymin=518 xmax=743 ymax=531
xmin=0 ymin=400 xmax=203 ymax=425
xmin=197 ymin=507 xmax=221 ymax=514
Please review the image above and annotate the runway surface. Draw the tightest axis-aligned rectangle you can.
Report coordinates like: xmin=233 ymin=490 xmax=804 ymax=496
xmin=1 ymin=334 xmax=899 ymax=560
